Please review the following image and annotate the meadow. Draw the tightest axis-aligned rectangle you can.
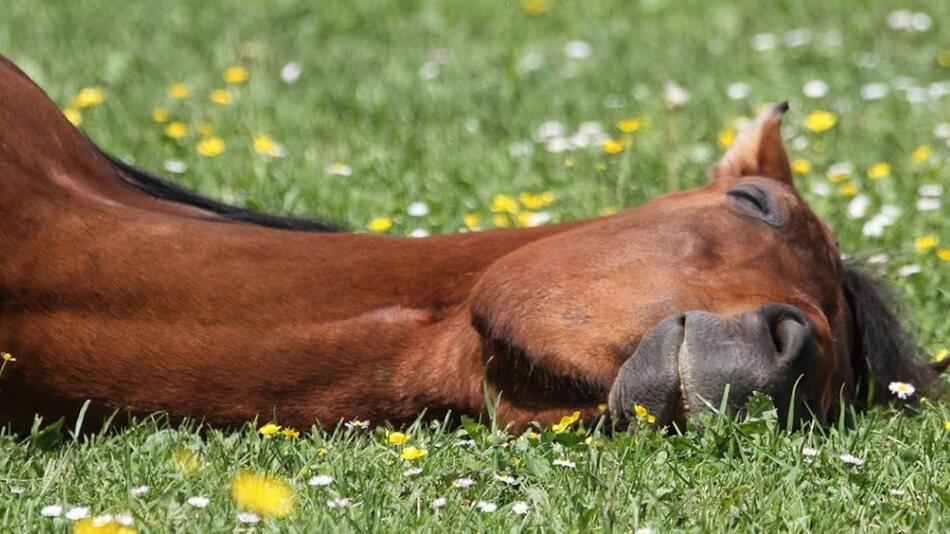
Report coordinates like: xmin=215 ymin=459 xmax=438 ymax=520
xmin=1 ymin=0 xmax=949 ymax=531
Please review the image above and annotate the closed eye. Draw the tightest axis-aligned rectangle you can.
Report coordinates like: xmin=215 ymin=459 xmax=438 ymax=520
xmin=726 ymin=183 xmax=784 ymax=227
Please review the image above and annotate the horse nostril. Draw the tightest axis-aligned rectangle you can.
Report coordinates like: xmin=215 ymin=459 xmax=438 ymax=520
xmin=761 ymin=305 xmax=812 ymax=360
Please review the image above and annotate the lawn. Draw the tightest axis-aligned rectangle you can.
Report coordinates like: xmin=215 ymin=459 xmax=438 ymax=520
xmin=1 ymin=0 xmax=949 ymax=531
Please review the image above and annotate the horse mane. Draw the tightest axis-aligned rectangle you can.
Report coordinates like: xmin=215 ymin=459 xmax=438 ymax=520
xmin=100 ymin=148 xmax=344 ymax=233
xmin=841 ymin=261 xmax=948 ymax=407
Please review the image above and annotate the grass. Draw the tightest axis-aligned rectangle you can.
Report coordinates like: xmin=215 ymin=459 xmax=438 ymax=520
xmin=1 ymin=0 xmax=949 ymax=531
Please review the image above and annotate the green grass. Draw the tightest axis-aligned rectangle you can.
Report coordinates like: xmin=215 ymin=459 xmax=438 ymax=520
xmin=1 ymin=0 xmax=949 ymax=531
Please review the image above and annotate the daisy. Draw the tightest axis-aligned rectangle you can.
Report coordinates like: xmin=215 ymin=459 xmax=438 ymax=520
xmin=431 ymin=497 xmax=447 ymax=509
xmin=327 ymin=163 xmax=353 ymax=177
xmin=455 ymin=439 xmax=475 ymax=447
xmin=130 ymin=485 xmax=150 ymax=497
xmin=163 ymin=160 xmax=187 ymax=174
xmin=860 ymin=83 xmax=888 ymax=101
xmin=802 ymin=447 xmax=820 ymax=457
xmin=407 ymin=202 xmax=429 ymax=217
xmin=344 ymin=419 xmax=370 ymax=430
xmin=476 ymin=501 xmax=497 ymax=513
xmin=65 ymin=507 xmax=90 ymax=521
xmin=186 ymin=496 xmax=210 ymax=508
xmin=236 ymin=512 xmax=260 ymax=524
xmin=888 ymin=381 xmax=915 ymax=399
xmin=115 ymin=514 xmax=134 ymax=526
xmin=308 ymin=475 xmax=333 ymax=487
xmin=917 ymin=198 xmax=941 ymax=211
xmin=663 ymin=82 xmax=690 ymax=109
xmin=553 ymin=458 xmax=576 ymax=468
xmin=40 ymin=505 xmax=63 ymax=518
xmin=726 ymin=82 xmax=750 ymax=101
xmin=403 ymin=467 xmax=423 ymax=476
xmin=512 ymin=501 xmax=529 ymax=515
xmin=327 ymin=497 xmax=351 ymax=509
xmin=409 ymin=229 xmax=430 ymax=238
xmin=564 ymin=40 xmax=591 ymax=59
xmin=9 ymin=486 xmax=25 ymax=495
xmin=889 ymin=488 xmax=906 ymax=496
xmin=784 ymin=28 xmax=812 ymax=47
xmin=803 ymin=80 xmax=829 ymax=98
xmin=452 ymin=477 xmax=475 ymax=488
xmin=839 ymin=454 xmax=865 ymax=466
xmin=898 ymin=265 xmax=922 ymax=278
xmin=847 ymin=195 xmax=870 ymax=219
xmin=494 ymin=474 xmax=519 ymax=486
xmin=280 ymin=62 xmax=302 ymax=84
xmin=750 ymin=33 xmax=777 ymax=51
xmin=517 ymin=52 xmax=544 ymax=74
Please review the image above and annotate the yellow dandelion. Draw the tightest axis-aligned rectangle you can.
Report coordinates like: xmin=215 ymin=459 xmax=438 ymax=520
xmin=73 ymin=517 xmax=137 ymax=534
xmin=601 ymin=139 xmax=625 ymax=154
xmin=317 ymin=447 xmax=328 ymax=456
xmin=600 ymin=207 xmax=617 ymax=216
xmin=521 ymin=0 xmax=546 ymax=15
xmin=210 ymin=88 xmax=232 ymax=106
xmin=463 ymin=213 xmax=480 ymax=230
xmin=280 ymin=427 xmax=299 ymax=439
xmin=866 ymin=162 xmax=890 ymax=180
xmin=230 ymin=471 xmax=294 ymax=518
xmin=914 ymin=235 xmax=939 ymax=254
xmin=490 ymin=194 xmax=519 ymax=214
xmin=937 ymin=248 xmax=950 ymax=261
xmin=616 ymin=117 xmax=643 ymax=133
xmin=804 ymin=110 xmax=837 ymax=133
xmin=518 ymin=191 xmax=555 ymax=210
xmin=551 ymin=410 xmax=580 ymax=433
xmin=167 ymin=83 xmax=190 ymax=100
xmin=945 ymin=419 xmax=950 ymax=431
xmin=386 ymin=431 xmax=408 ymax=444
xmin=523 ymin=430 xmax=540 ymax=440
xmin=253 ymin=133 xmax=280 ymax=156
xmin=151 ymin=107 xmax=169 ymax=123
xmin=62 ymin=108 xmax=82 ymax=126
xmin=597 ymin=403 xmax=608 ymax=413
xmin=938 ymin=49 xmax=950 ymax=68
xmin=933 ymin=348 xmax=949 ymax=362
xmin=367 ymin=217 xmax=393 ymax=233
xmin=196 ymin=137 xmax=225 ymax=158
xmin=71 ymin=87 xmax=106 ymax=109
xmin=791 ymin=159 xmax=812 ymax=175
xmin=515 ymin=212 xmax=534 ymax=227
xmin=401 ymin=446 xmax=428 ymax=461
xmin=717 ymin=127 xmax=737 ymax=148
xmin=1 ymin=351 xmax=14 ymax=362
xmin=492 ymin=214 xmax=511 ymax=228
xmin=839 ymin=182 xmax=858 ymax=197
xmin=223 ymin=66 xmax=249 ymax=84
xmin=164 ymin=121 xmax=188 ymax=140
xmin=911 ymin=145 xmax=932 ymax=163
xmin=633 ymin=404 xmax=649 ymax=419
xmin=172 ymin=448 xmax=202 ymax=476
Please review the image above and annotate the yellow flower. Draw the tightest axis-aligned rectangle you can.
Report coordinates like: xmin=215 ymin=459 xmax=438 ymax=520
xmin=938 ymin=49 xmax=950 ymax=68
xmin=518 ymin=191 xmax=555 ymax=210
xmin=164 ymin=121 xmax=188 ymax=140
xmin=839 ymin=182 xmax=858 ymax=197
xmin=63 ymin=108 xmax=82 ymax=126
xmin=791 ymin=159 xmax=812 ymax=175
xmin=230 ymin=471 xmax=294 ymax=518
xmin=866 ymin=162 xmax=890 ymax=180
xmin=253 ymin=134 xmax=281 ymax=156
xmin=937 ymin=249 xmax=950 ymax=261
xmin=259 ymin=423 xmax=281 ymax=437
xmin=367 ymin=217 xmax=393 ymax=233
xmin=804 ymin=110 xmax=837 ymax=133
xmin=386 ymin=431 xmax=408 ymax=444
xmin=523 ymin=430 xmax=540 ymax=440
xmin=600 ymin=207 xmax=617 ymax=216
xmin=2 ymin=351 xmax=15 ymax=362
xmin=167 ymin=83 xmax=190 ymax=100
xmin=463 ymin=213 xmax=480 ymax=230
xmin=490 ymin=194 xmax=519 ymax=214
xmin=223 ymin=66 xmax=249 ymax=84
xmin=521 ymin=0 xmax=546 ymax=15
xmin=73 ymin=518 xmax=137 ymax=534
xmin=934 ymin=348 xmax=949 ymax=362
xmin=616 ymin=118 xmax=643 ymax=133
xmin=551 ymin=410 xmax=580 ymax=433
xmin=317 ymin=447 xmax=328 ymax=456
xmin=151 ymin=107 xmax=169 ymax=123
xmin=71 ymin=87 xmax=107 ymax=108
xmin=197 ymin=122 xmax=214 ymax=137
xmin=210 ymin=89 xmax=232 ymax=106
xmin=401 ymin=446 xmax=428 ymax=461
xmin=914 ymin=235 xmax=939 ymax=254
xmin=196 ymin=137 xmax=225 ymax=158
xmin=633 ymin=404 xmax=648 ymax=419
xmin=601 ymin=139 xmax=625 ymax=154
xmin=945 ymin=419 xmax=950 ymax=431
xmin=911 ymin=145 xmax=932 ymax=163
xmin=492 ymin=214 xmax=511 ymax=228
xmin=717 ymin=127 xmax=737 ymax=148
xmin=280 ymin=427 xmax=300 ymax=439
xmin=515 ymin=212 xmax=533 ymax=227
xmin=564 ymin=157 xmax=575 ymax=168
xmin=597 ymin=403 xmax=607 ymax=413
xmin=172 ymin=448 xmax=202 ymax=475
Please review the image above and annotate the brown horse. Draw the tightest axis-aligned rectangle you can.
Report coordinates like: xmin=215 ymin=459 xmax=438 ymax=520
xmin=0 ymin=56 xmax=945 ymax=433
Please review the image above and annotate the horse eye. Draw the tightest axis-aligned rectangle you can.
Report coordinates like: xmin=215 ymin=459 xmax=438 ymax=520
xmin=726 ymin=184 xmax=784 ymax=227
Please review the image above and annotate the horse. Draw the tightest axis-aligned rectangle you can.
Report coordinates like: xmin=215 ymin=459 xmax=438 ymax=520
xmin=0 ymin=55 xmax=945 ymax=434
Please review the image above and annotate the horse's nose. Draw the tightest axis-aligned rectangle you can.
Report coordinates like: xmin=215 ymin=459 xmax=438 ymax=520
xmin=609 ymin=304 xmax=821 ymax=431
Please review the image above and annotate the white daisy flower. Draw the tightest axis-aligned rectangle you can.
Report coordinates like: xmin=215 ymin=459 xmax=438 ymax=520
xmin=810 ymin=182 xmax=831 ymax=198
xmin=308 ymin=475 xmax=334 ymax=487
xmin=751 ymin=33 xmax=777 ymax=51
xmin=512 ymin=501 xmax=529 ymax=515
xmin=452 ymin=477 xmax=475 ymax=488
xmin=517 ymin=52 xmax=544 ymax=74
xmin=476 ymin=500 xmax=497 ymax=513
xmin=663 ymin=82 xmax=690 ymax=109
xmin=327 ymin=497 xmax=352 ymax=509
xmin=9 ymin=486 xmax=25 ymax=495
xmin=236 ymin=512 xmax=260 ymax=524
xmin=898 ymin=265 xmax=921 ymax=278
xmin=803 ymin=80 xmax=829 ymax=98
xmin=867 ymin=254 xmax=888 ymax=265
xmin=65 ymin=507 xmax=90 ymax=521
xmin=826 ymin=161 xmax=853 ymax=178
xmin=130 ymin=485 xmax=150 ymax=497
xmin=919 ymin=184 xmax=944 ymax=197
xmin=553 ymin=458 xmax=576 ymax=468
xmin=280 ymin=62 xmax=302 ymax=84
xmin=419 ymin=62 xmax=440 ymax=81
xmin=916 ymin=198 xmax=941 ymax=211
xmin=431 ymin=497 xmax=447 ymax=509
xmin=860 ymin=83 xmax=888 ymax=101
xmin=115 ymin=514 xmax=134 ymax=526
xmin=928 ymin=81 xmax=950 ymax=99
xmin=455 ymin=439 xmax=476 ymax=447
xmin=802 ymin=447 xmax=820 ymax=457
xmin=889 ymin=488 xmax=905 ymax=496
xmin=545 ymin=137 xmax=572 ymax=153
xmin=344 ymin=419 xmax=370 ymax=430
xmin=934 ymin=123 xmax=950 ymax=139
xmin=508 ymin=141 xmax=534 ymax=158
xmin=564 ymin=40 xmax=592 ymax=59
xmin=784 ymin=28 xmax=812 ymax=47
xmin=163 ymin=159 xmax=187 ymax=174
xmin=726 ymin=82 xmax=750 ymax=101
xmin=847 ymin=195 xmax=869 ymax=219
xmin=887 ymin=10 xmax=913 ymax=30
xmin=407 ymin=202 xmax=429 ymax=217
xmin=909 ymin=12 xmax=932 ymax=32
xmin=635 ymin=528 xmax=654 ymax=534
xmin=186 ymin=496 xmax=210 ymax=508
xmin=40 ymin=505 xmax=63 ymax=518
xmin=327 ymin=163 xmax=352 ymax=177
xmin=494 ymin=474 xmax=519 ymax=486
xmin=888 ymin=381 xmax=915 ymax=399
xmin=839 ymin=454 xmax=865 ymax=466
xmin=403 ymin=467 xmax=423 ymax=477
xmin=536 ymin=121 xmax=566 ymax=141
xmin=408 ymin=228 xmax=430 ymax=238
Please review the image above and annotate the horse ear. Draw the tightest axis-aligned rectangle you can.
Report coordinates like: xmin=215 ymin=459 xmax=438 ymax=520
xmin=710 ymin=102 xmax=793 ymax=184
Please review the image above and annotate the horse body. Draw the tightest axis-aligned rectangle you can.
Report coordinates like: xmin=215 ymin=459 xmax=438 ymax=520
xmin=0 ymin=55 xmax=944 ymax=432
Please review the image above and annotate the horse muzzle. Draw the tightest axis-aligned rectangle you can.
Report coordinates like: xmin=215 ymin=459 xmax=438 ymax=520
xmin=608 ymin=303 xmax=822 ymax=430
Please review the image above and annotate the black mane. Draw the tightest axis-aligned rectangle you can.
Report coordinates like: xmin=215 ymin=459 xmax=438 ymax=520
xmin=102 ymin=149 xmax=343 ymax=233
